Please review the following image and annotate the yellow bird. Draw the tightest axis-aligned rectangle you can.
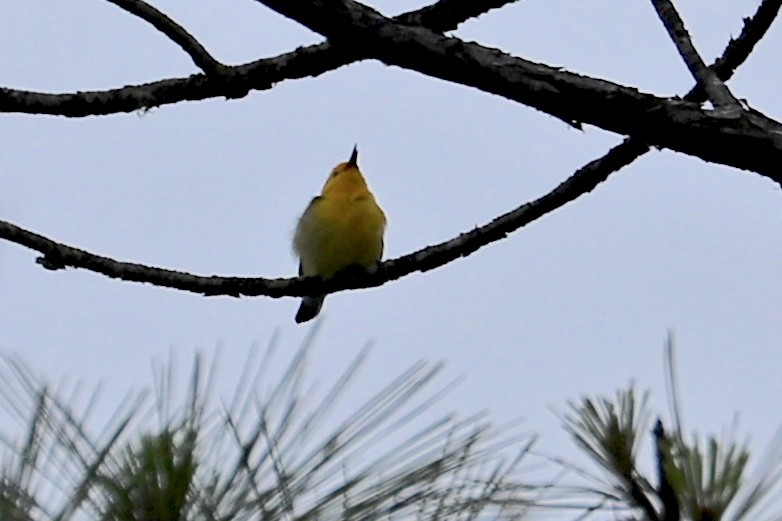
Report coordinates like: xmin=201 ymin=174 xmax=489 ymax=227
xmin=293 ymin=146 xmax=386 ymax=323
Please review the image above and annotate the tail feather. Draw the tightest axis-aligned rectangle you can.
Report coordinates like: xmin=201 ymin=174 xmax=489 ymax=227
xmin=295 ymin=296 xmax=325 ymax=323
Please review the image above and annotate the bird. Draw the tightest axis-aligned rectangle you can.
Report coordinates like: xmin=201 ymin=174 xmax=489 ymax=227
xmin=293 ymin=146 xmax=386 ymax=323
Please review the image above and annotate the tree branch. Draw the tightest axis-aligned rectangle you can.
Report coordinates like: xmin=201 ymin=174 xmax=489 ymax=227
xmin=395 ymin=0 xmax=521 ymax=32
xmin=1 ymin=0 xmax=778 ymax=301
xmin=4 ymin=1 xmax=781 ymax=182
xmin=587 ymin=0 xmax=782 ymax=185
xmin=3 ymin=0 xmax=779 ymax=299
xmin=0 ymin=0 xmax=519 ymax=116
xmin=709 ymin=0 xmax=782 ymax=87
xmin=105 ymin=0 xmax=227 ymax=76
xmin=254 ymin=0 xmax=782 ymax=182
xmin=650 ymin=0 xmax=739 ymax=109
xmin=0 ymin=139 xmax=642 ymax=298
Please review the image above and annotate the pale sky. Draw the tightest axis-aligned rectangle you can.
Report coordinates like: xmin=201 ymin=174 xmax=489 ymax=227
xmin=1 ymin=0 xmax=781 ymax=518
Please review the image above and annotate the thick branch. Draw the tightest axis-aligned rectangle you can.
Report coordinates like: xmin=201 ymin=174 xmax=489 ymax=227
xmin=650 ymin=0 xmax=739 ymax=109
xmin=396 ymin=0 xmax=520 ymax=32
xmin=0 ymin=0 xmax=518 ymax=115
xmin=1 ymin=0 xmax=778 ymax=299
xmin=0 ymin=139 xmax=642 ymax=298
xmin=590 ymin=0 xmax=782 ymax=182
xmin=105 ymin=0 xmax=227 ymax=76
xmin=4 ymin=1 xmax=781 ymax=181
xmin=255 ymin=0 xmax=782 ymax=182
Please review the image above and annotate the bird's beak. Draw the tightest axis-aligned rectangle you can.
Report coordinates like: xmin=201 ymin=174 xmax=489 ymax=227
xmin=348 ymin=145 xmax=358 ymax=166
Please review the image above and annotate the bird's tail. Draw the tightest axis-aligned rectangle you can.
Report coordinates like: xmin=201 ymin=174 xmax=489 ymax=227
xmin=295 ymin=295 xmax=325 ymax=323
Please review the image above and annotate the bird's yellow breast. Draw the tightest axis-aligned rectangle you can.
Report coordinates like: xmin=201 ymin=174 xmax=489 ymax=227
xmin=294 ymin=191 xmax=385 ymax=279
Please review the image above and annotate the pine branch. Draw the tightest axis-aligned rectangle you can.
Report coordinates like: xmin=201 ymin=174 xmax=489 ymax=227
xmin=654 ymin=420 xmax=681 ymax=521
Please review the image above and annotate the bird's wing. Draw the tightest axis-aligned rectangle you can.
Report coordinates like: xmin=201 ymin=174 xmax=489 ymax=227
xmin=298 ymin=196 xmax=323 ymax=222
xmin=294 ymin=196 xmax=324 ymax=275
xmin=294 ymin=196 xmax=323 ymax=240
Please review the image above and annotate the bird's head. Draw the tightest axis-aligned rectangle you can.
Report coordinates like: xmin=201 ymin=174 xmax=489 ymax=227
xmin=322 ymin=145 xmax=370 ymax=195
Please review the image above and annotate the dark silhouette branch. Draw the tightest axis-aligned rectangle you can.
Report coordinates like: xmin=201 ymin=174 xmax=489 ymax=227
xmin=0 ymin=0 xmax=519 ymax=116
xmin=0 ymin=0 xmax=777 ymax=301
xmin=580 ymin=0 xmax=782 ymax=191
xmin=709 ymin=0 xmax=782 ymax=86
xmin=255 ymin=0 xmax=782 ymax=182
xmin=0 ymin=139 xmax=641 ymax=298
xmin=104 ymin=0 xmax=227 ymax=76
xmin=650 ymin=0 xmax=739 ymax=109
xmin=4 ymin=0 xmax=780 ymax=183
xmin=3 ymin=0 xmax=780 ymax=182
xmin=395 ymin=0 xmax=521 ymax=32
xmin=0 ymin=220 xmax=285 ymax=298
xmin=1 ymin=0 xmax=778 ymax=300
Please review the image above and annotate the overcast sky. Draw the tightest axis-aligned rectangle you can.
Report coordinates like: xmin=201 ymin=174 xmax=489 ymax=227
xmin=1 ymin=0 xmax=781 ymax=517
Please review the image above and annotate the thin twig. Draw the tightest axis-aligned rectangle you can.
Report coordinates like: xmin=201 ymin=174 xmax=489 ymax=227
xmin=650 ymin=0 xmax=740 ymax=109
xmin=105 ymin=0 xmax=227 ymax=75
xmin=710 ymin=0 xmax=782 ymax=82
